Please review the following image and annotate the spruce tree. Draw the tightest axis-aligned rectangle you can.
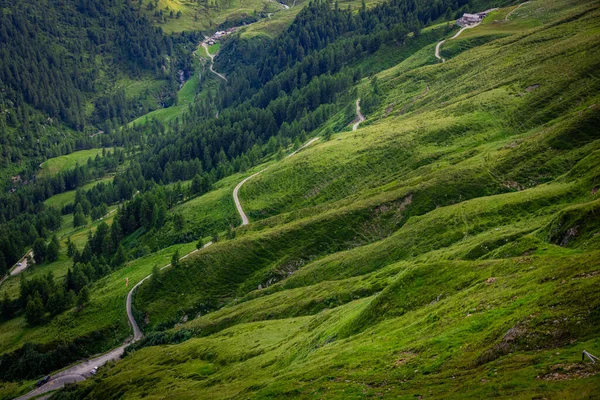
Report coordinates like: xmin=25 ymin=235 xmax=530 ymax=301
xmin=33 ymin=238 xmax=47 ymax=264
xmin=25 ymin=293 xmax=45 ymax=325
xmin=46 ymin=235 xmax=60 ymax=262
xmin=171 ymin=249 xmax=180 ymax=268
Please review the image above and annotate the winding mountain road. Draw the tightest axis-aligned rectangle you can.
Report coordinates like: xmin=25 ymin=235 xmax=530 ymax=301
xmin=353 ymin=99 xmax=365 ymax=131
xmin=15 ymin=137 xmax=321 ymax=399
xmin=435 ymin=22 xmax=481 ymax=63
xmin=202 ymin=43 xmax=227 ymax=81
xmin=15 ymin=243 xmax=213 ymax=400
xmin=233 ymin=137 xmax=319 ymax=226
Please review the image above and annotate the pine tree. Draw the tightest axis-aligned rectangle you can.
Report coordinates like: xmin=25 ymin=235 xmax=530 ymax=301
xmin=174 ymin=213 xmax=185 ymax=231
xmin=67 ymin=238 xmax=77 ymax=258
xmin=47 ymin=287 xmax=67 ymax=315
xmin=2 ymin=292 xmax=14 ymax=319
xmin=171 ymin=249 xmax=180 ymax=268
xmin=46 ymin=235 xmax=60 ymax=262
xmin=33 ymin=238 xmax=47 ymax=264
xmin=25 ymin=293 xmax=45 ymax=325
xmin=112 ymin=245 xmax=128 ymax=267
xmin=76 ymin=286 xmax=90 ymax=311
xmin=150 ymin=264 xmax=161 ymax=289
xmin=73 ymin=208 xmax=87 ymax=227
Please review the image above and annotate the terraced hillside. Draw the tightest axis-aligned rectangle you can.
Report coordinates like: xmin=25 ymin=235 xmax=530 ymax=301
xmin=40 ymin=0 xmax=600 ymax=398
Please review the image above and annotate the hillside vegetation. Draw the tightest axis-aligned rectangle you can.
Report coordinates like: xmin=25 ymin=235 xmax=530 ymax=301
xmin=36 ymin=0 xmax=600 ymax=398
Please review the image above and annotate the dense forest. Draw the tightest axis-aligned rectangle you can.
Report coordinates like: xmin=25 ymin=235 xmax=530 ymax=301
xmin=0 ymin=0 xmax=201 ymax=184
xmin=0 ymin=0 xmax=572 ymax=393
xmin=0 ymin=0 xmax=486 ymax=277
xmin=101 ymin=0 xmax=467 ymax=206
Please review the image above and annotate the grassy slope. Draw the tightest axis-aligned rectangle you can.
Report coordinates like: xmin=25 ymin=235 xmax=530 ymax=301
xmin=37 ymin=148 xmax=113 ymax=178
xmin=52 ymin=0 xmax=600 ymax=398
xmin=0 ymin=166 xmax=248 ymax=393
xmin=43 ymin=176 xmax=114 ymax=210
xmin=3 ymin=0 xmax=599 ymax=398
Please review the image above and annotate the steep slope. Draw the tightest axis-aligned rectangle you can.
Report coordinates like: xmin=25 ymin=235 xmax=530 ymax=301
xmin=0 ymin=0 xmax=191 ymax=186
xmin=45 ymin=0 xmax=600 ymax=398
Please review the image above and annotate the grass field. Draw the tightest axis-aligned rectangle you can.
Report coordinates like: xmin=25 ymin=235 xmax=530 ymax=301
xmin=139 ymin=0 xmax=284 ymax=33
xmin=47 ymin=0 xmax=600 ymax=397
xmin=43 ymin=176 xmax=114 ymax=210
xmin=37 ymin=148 xmax=113 ymax=178
xmin=4 ymin=0 xmax=600 ymax=398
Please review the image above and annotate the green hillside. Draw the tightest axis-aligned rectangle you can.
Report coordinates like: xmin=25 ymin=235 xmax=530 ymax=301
xmin=1 ymin=0 xmax=599 ymax=398
xmin=34 ymin=0 xmax=600 ymax=398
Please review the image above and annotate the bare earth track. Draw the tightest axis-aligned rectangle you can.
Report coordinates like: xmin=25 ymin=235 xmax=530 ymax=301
xmin=233 ymin=138 xmax=319 ymax=226
xmin=435 ymin=22 xmax=481 ymax=63
xmin=15 ymin=137 xmax=320 ymax=399
xmin=352 ymin=99 xmax=365 ymax=131
xmin=202 ymin=42 xmax=227 ymax=81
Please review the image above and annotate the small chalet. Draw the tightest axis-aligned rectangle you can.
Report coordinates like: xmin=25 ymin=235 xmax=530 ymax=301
xmin=456 ymin=13 xmax=481 ymax=26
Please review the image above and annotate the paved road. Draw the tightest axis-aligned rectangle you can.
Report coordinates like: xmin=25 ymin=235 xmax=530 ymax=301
xmin=233 ymin=170 xmax=266 ymax=226
xmin=353 ymin=99 xmax=365 ymax=131
xmin=202 ymin=43 xmax=227 ymax=81
xmin=15 ymin=137 xmax=321 ymax=399
xmin=10 ymin=250 xmax=33 ymax=276
xmin=434 ymin=22 xmax=481 ymax=63
xmin=234 ymin=138 xmax=319 ymax=226
xmin=15 ymin=243 xmax=213 ymax=400
xmin=1 ymin=250 xmax=34 ymax=286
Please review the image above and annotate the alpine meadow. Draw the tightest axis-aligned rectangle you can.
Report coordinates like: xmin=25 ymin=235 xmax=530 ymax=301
xmin=0 ymin=0 xmax=599 ymax=398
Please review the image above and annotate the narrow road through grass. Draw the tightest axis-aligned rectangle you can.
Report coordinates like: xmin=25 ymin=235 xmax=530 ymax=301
xmin=353 ymin=99 xmax=365 ymax=131
xmin=234 ymin=137 xmax=320 ymax=226
xmin=202 ymin=42 xmax=227 ymax=81
xmin=435 ymin=22 xmax=481 ymax=63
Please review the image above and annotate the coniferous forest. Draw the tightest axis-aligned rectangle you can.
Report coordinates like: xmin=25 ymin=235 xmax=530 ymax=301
xmin=1 ymin=0 xmax=600 ymax=397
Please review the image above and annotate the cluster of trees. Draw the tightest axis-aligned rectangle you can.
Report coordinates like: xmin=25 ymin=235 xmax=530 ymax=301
xmin=0 ymin=329 xmax=114 ymax=381
xmin=0 ymin=271 xmax=81 ymax=326
xmin=1 ymin=148 xmax=124 ymax=223
xmin=0 ymin=224 xmax=131 ymax=326
xmin=0 ymin=0 xmax=172 ymax=129
xmin=69 ymin=222 xmax=127 ymax=268
xmin=18 ymin=272 xmax=82 ymax=325
xmin=0 ymin=207 xmax=62 ymax=278
xmin=0 ymin=149 xmax=128 ymax=273
xmin=33 ymin=235 xmax=60 ymax=265
xmin=0 ymin=0 xmax=203 ymax=187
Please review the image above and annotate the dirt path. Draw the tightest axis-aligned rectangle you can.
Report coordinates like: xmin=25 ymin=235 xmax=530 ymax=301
xmin=435 ymin=22 xmax=481 ymax=63
xmin=233 ymin=138 xmax=319 ymax=226
xmin=16 ymin=243 xmax=213 ymax=400
xmin=233 ymin=170 xmax=266 ymax=226
xmin=505 ymin=1 xmax=529 ymax=21
xmin=353 ymin=99 xmax=365 ymax=131
xmin=286 ymin=137 xmax=320 ymax=159
xmin=202 ymin=42 xmax=227 ymax=82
